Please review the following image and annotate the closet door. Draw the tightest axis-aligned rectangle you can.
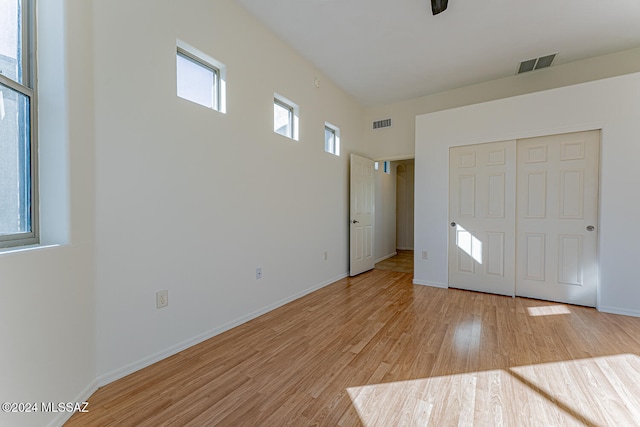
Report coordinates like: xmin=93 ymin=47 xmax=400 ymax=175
xmin=516 ymin=131 xmax=600 ymax=306
xmin=449 ymin=141 xmax=516 ymax=296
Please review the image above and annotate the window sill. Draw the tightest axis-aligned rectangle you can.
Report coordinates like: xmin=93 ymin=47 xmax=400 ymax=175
xmin=0 ymin=243 xmax=61 ymax=256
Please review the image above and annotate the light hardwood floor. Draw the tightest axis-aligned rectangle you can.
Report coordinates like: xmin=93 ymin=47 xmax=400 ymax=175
xmin=66 ymin=270 xmax=640 ymax=426
xmin=374 ymin=250 xmax=413 ymax=274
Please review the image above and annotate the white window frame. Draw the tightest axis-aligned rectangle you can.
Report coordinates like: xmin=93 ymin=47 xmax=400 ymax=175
xmin=0 ymin=0 xmax=38 ymax=248
xmin=273 ymin=93 xmax=299 ymax=140
xmin=324 ymin=122 xmax=340 ymax=156
xmin=176 ymin=40 xmax=226 ymax=113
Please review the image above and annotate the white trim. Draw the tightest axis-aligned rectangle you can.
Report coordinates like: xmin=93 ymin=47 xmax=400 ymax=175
xmin=374 ymin=154 xmax=415 ymax=162
xmin=47 ymin=379 xmax=99 ymax=427
xmin=413 ymin=279 xmax=448 ymax=288
xmin=396 ymin=247 xmax=414 ymax=251
xmin=598 ymin=306 xmax=640 ymax=318
xmin=375 ymin=252 xmax=397 ymax=264
xmin=0 ymin=243 xmax=60 ymax=256
xmin=96 ymin=273 xmax=348 ymax=387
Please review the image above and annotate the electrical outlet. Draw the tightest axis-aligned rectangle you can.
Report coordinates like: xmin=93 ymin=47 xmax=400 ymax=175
xmin=256 ymin=267 xmax=262 ymax=280
xmin=422 ymin=250 xmax=428 ymax=259
xmin=156 ymin=290 xmax=168 ymax=308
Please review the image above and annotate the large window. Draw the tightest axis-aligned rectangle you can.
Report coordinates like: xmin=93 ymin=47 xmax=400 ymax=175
xmin=0 ymin=0 xmax=37 ymax=248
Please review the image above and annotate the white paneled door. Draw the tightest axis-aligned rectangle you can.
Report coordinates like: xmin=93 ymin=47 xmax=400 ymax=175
xmin=350 ymin=154 xmax=375 ymax=276
xmin=448 ymin=131 xmax=600 ymax=306
xmin=516 ymin=131 xmax=600 ymax=306
xmin=449 ymin=141 xmax=517 ymax=296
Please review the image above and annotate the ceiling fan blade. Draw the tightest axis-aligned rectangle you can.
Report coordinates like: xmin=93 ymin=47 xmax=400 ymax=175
xmin=431 ymin=0 xmax=449 ymax=15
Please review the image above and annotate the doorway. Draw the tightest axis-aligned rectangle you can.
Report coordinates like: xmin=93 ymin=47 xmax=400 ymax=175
xmin=373 ymin=159 xmax=415 ymax=274
xmin=396 ymin=161 xmax=415 ymax=252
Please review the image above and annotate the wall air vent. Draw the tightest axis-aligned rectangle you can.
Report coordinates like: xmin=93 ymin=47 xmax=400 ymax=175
xmin=373 ymin=118 xmax=392 ymax=129
xmin=518 ymin=53 xmax=557 ymax=74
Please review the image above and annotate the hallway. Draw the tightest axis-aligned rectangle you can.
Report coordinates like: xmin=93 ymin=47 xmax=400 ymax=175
xmin=375 ymin=250 xmax=413 ymax=274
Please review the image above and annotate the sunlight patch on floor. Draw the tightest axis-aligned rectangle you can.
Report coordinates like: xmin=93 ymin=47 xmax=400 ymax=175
xmin=526 ymin=305 xmax=572 ymax=316
xmin=347 ymin=354 xmax=640 ymax=426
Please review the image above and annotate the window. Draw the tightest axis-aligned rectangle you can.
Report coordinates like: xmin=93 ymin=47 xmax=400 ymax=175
xmin=0 ymin=0 xmax=37 ymax=248
xmin=375 ymin=161 xmax=390 ymax=173
xmin=273 ymin=94 xmax=298 ymax=140
xmin=324 ymin=122 xmax=340 ymax=156
xmin=274 ymin=99 xmax=292 ymax=137
xmin=176 ymin=42 xmax=225 ymax=112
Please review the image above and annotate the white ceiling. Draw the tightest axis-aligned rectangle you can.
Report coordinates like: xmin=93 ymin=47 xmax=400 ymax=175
xmin=236 ymin=0 xmax=640 ymax=106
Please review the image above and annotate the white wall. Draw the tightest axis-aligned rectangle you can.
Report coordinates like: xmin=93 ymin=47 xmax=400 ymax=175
xmin=366 ymin=48 xmax=640 ymax=160
xmin=414 ymin=72 xmax=640 ymax=316
xmin=0 ymin=1 xmax=97 ymax=427
xmin=374 ymin=164 xmax=396 ymax=262
xmin=92 ymin=0 xmax=366 ymax=381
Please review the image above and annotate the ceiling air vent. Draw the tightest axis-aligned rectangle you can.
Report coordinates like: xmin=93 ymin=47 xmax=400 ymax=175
xmin=373 ymin=118 xmax=392 ymax=130
xmin=518 ymin=53 xmax=557 ymax=74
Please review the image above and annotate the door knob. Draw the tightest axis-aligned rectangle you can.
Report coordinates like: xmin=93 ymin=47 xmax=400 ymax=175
xmin=450 ymin=222 xmax=456 ymax=227
xmin=586 ymin=225 xmax=595 ymax=231
xmin=352 ymin=219 xmax=359 ymax=224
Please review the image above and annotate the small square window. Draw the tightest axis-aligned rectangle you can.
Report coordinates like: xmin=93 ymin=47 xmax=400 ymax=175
xmin=324 ymin=122 xmax=340 ymax=156
xmin=274 ymin=99 xmax=293 ymax=137
xmin=274 ymin=94 xmax=299 ymax=140
xmin=374 ymin=162 xmax=379 ymax=170
xmin=176 ymin=47 xmax=223 ymax=111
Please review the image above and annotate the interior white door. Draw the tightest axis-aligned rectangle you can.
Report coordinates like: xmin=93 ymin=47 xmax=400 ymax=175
xmin=516 ymin=130 xmax=600 ymax=306
xmin=350 ymin=154 xmax=375 ymax=276
xmin=449 ymin=141 xmax=517 ymax=296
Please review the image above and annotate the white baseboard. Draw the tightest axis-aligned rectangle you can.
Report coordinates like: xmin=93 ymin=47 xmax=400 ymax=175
xmin=396 ymin=247 xmax=414 ymax=251
xmin=413 ymin=279 xmax=448 ymax=289
xmin=375 ymin=252 xmax=397 ymax=263
xmin=96 ymin=272 xmax=348 ymax=387
xmin=598 ymin=305 xmax=640 ymax=318
xmin=48 ymin=379 xmax=99 ymax=427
